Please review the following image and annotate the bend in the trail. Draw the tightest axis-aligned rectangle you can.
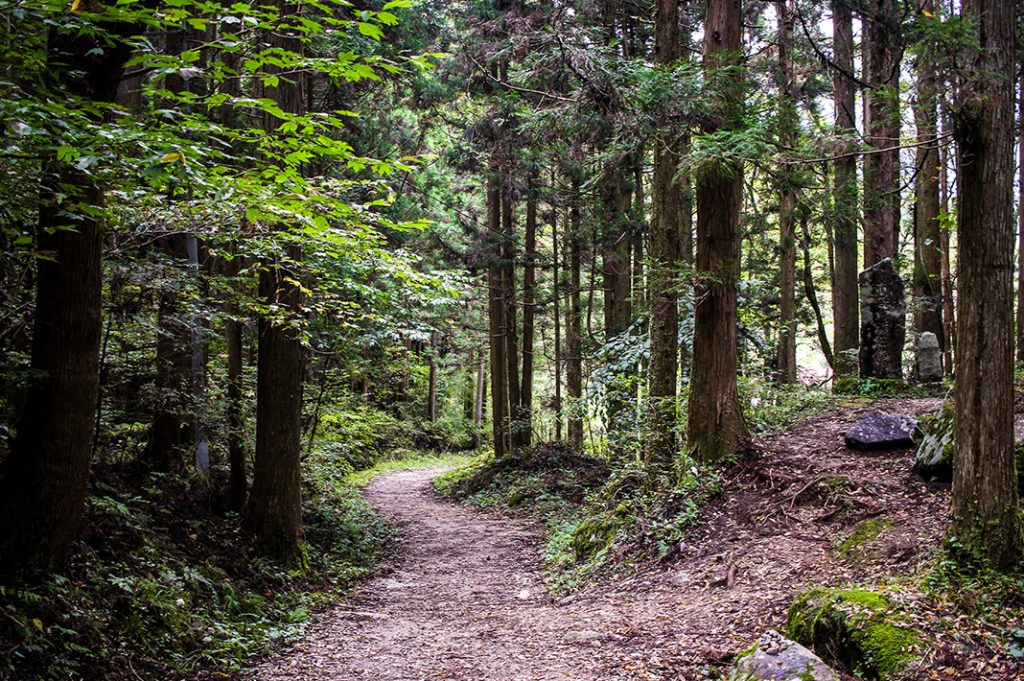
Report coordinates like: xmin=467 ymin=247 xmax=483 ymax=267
xmin=255 ymin=398 xmax=948 ymax=681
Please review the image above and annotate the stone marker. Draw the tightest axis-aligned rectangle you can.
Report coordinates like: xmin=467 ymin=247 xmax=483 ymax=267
xmin=915 ymin=331 xmax=942 ymax=383
xmin=729 ymin=629 xmax=838 ymax=681
xmin=844 ymin=411 xmax=917 ymax=451
xmin=859 ymin=258 xmax=906 ymax=379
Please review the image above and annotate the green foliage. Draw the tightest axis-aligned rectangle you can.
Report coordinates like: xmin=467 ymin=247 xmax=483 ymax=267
xmin=0 ymin=452 xmax=393 ymax=679
xmin=739 ymin=380 xmax=840 ymax=436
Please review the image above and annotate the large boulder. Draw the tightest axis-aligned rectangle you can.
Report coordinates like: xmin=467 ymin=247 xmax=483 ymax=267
xmin=787 ymin=587 xmax=921 ymax=680
xmin=914 ymin=401 xmax=1024 ymax=491
xmin=729 ymin=630 xmax=838 ymax=681
xmin=844 ymin=412 xmax=917 ymax=451
xmin=859 ymin=258 xmax=906 ymax=379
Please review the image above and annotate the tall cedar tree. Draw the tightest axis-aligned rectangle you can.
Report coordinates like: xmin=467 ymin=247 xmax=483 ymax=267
xmin=644 ymin=0 xmax=682 ymax=470
xmin=687 ymin=0 xmax=748 ymax=462
xmin=243 ymin=0 xmax=307 ymax=565
xmin=774 ymin=0 xmax=798 ymax=385
xmin=831 ymin=0 xmax=859 ymax=363
xmin=911 ymin=0 xmax=944 ymax=360
xmin=948 ymin=0 xmax=1021 ymax=569
xmin=0 ymin=7 xmax=133 ymax=573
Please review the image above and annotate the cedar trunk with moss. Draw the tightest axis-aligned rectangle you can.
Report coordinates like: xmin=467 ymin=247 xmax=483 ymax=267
xmin=687 ymin=0 xmax=748 ymax=463
xmin=948 ymin=0 xmax=1021 ymax=570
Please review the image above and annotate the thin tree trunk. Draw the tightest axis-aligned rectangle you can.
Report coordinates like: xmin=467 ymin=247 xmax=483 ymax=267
xmin=148 ymin=233 xmax=192 ymax=471
xmin=949 ymin=0 xmax=1021 ymax=570
xmin=687 ymin=0 xmax=748 ymax=463
xmin=487 ymin=173 xmax=510 ymax=457
xmin=645 ymin=0 xmax=681 ymax=471
xmin=801 ymin=215 xmax=834 ymax=368
xmin=775 ymin=0 xmax=798 ymax=385
xmin=501 ymin=192 xmax=526 ymax=449
xmin=567 ymin=175 xmax=584 ymax=449
xmin=1016 ymin=71 xmax=1024 ymax=364
xmin=427 ymin=333 xmax=437 ymax=423
xmin=939 ymin=111 xmax=956 ymax=374
xmin=831 ymin=0 xmax=859 ymax=360
xmin=520 ymin=169 xmax=538 ymax=443
xmin=552 ymin=198 xmax=563 ymax=441
xmin=911 ymin=0 xmax=944 ymax=359
xmin=473 ymin=345 xmax=485 ymax=449
xmin=224 ymin=254 xmax=247 ymax=512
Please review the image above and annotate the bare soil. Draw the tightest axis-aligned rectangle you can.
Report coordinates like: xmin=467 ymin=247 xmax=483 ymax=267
xmin=254 ymin=399 xmax=1022 ymax=680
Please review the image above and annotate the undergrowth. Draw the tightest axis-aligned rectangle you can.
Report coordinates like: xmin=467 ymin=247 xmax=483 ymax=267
xmin=0 ymin=447 xmax=416 ymax=680
xmin=436 ymin=443 xmax=721 ymax=594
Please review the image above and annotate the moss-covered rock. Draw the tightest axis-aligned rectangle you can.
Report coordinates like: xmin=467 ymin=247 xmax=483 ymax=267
xmin=914 ymin=401 xmax=1024 ymax=492
xmin=786 ymin=587 xmax=921 ymax=680
xmin=832 ymin=519 xmax=892 ymax=559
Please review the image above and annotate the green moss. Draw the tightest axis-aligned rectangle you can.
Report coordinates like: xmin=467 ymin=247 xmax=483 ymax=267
xmin=832 ymin=520 xmax=892 ymax=559
xmin=786 ymin=586 xmax=921 ymax=680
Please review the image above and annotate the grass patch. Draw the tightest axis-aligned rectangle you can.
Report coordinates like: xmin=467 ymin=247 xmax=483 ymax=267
xmin=344 ymin=449 xmax=477 ymax=487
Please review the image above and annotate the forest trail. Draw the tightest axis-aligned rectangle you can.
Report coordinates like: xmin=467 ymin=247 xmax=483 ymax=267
xmin=254 ymin=399 xmax=948 ymax=681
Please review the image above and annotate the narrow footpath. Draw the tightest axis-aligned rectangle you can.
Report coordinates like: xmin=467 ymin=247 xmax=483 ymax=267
xmin=255 ymin=399 xmax=962 ymax=681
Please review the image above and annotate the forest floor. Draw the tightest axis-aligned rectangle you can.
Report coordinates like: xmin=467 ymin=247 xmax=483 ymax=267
xmin=252 ymin=398 xmax=1023 ymax=681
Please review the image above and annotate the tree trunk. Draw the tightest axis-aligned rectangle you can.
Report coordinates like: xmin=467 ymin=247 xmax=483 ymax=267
xmin=473 ymin=345 xmax=485 ymax=449
xmin=0 ymin=17 xmax=131 ymax=574
xmin=645 ymin=0 xmax=681 ymax=471
xmin=552 ymin=199 xmax=563 ymax=442
xmin=427 ymin=333 xmax=437 ymax=423
xmin=911 ymin=0 xmax=944 ymax=361
xmin=244 ymin=0 xmax=306 ymax=566
xmin=567 ymin=176 xmax=585 ymax=449
xmin=831 ymin=0 xmax=859 ymax=362
xmin=520 ymin=169 xmax=538 ymax=443
xmin=949 ymin=0 xmax=1021 ymax=570
xmin=148 ymin=232 xmax=192 ymax=471
xmin=487 ymin=173 xmax=510 ymax=457
xmin=1016 ymin=71 xmax=1024 ymax=365
xmin=938 ymin=111 xmax=956 ymax=374
xmin=862 ymin=0 xmax=901 ymax=268
xmin=775 ymin=0 xmax=798 ymax=385
xmin=501 ymin=192 xmax=526 ymax=450
xmin=0 ymin=171 xmax=105 ymax=575
xmin=224 ymin=255 xmax=247 ymax=512
xmin=687 ymin=0 xmax=748 ymax=463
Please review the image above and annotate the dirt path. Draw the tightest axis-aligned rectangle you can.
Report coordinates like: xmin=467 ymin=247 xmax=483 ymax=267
xmin=254 ymin=399 xmax=956 ymax=681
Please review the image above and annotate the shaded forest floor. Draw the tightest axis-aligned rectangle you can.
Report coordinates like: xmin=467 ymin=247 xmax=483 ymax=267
xmin=253 ymin=398 xmax=1024 ymax=681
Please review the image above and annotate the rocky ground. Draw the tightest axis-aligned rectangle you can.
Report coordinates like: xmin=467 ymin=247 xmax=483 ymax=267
xmin=252 ymin=399 xmax=1022 ymax=681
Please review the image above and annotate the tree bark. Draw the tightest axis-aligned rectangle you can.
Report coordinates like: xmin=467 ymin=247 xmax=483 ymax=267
xmin=911 ymin=0 xmax=944 ymax=359
xmin=1016 ymin=71 xmax=1024 ymax=365
xmin=224 ymin=255 xmax=247 ymax=512
xmin=687 ymin=0 xmax=748 ymax=463
xmin=0 ymin=15 xmax=132 ymax=574
xmin=148 ymin=233 xmax=192 ymax=471
xmin=244 ymin=0 xmax=307 ymax=566
xmin=567 ymin=176 xmax=585 ymax=449
xmin=487 ymin=173 xmax=510 ymax=457
xmin=552 ymin=198 xmax=563 ymax=441
xmin=949 ymin=0 xmax=1021 ymax=570
xmin=862 ymin=0 xmax=901 ymax=268
xmin=775 ymin=0 xmax=798 ymax=385
xmin=520 ymin=169 xmax=538 ymax=443
xmin=831 ymin=0 xmax=859 ymax=360
xmin=645 ymin=0 xmax=682 ymax=471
